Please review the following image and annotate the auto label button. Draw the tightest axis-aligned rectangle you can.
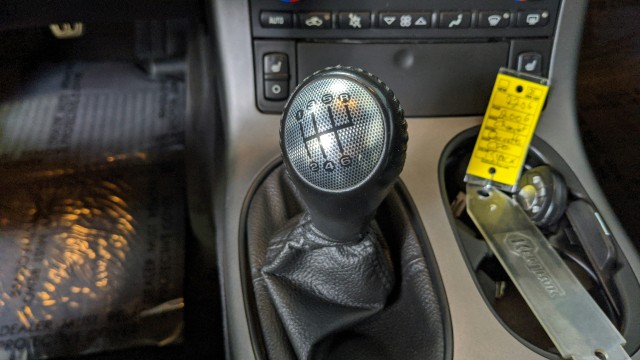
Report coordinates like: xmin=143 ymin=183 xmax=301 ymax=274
xmin=260 ymin=11 xmax=293 ymax=28
xmin=478 ymin=11 xmax=511 ymax=28
xmin=299 ymin=12 xmax=331 ymax=29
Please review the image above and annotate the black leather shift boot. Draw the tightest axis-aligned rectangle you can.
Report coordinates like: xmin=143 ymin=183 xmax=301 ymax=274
xmin=245 ymin=164 xmax=447 ymax=360
xmin=262 ymin=213 xmax=394 ymax=359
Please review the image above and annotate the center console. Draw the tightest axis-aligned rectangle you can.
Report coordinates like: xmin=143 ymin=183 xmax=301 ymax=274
xmin=207 ymin=0 xmax=640 ymax=359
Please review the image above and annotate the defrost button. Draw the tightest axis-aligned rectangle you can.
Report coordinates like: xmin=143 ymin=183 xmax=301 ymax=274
xmin=517 ymin=10 xmax=550 ymax=27
xmin=478 ymin=11 xmax=510 ymax=28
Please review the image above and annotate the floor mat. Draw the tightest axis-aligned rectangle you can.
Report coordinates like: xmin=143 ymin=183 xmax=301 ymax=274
xmin=0 ymin=62 xmax=186 ymax=359
xmin=0 ymin=62 xmax=184 ymax=165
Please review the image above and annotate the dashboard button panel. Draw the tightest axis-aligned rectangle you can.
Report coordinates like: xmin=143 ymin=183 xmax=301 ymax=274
xmin=252 ymin=0 xmax=559 ymax=39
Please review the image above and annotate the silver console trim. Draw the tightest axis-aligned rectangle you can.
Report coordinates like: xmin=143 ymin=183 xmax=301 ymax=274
xmin=209 ymin=1 xmax=279 ymax=359
xmin=404 ymin=116 xmax=545 ymax=360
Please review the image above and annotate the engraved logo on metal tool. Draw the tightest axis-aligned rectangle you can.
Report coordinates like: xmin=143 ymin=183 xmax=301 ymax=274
xmin=504 ymin=232 xmax=566 ymax=298
xmin=284 ymin=77 xmax=385 ymax=191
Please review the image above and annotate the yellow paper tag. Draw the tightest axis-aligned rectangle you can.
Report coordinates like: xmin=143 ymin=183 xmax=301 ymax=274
xmin=466 ymin=69 xmax=550 ymax=191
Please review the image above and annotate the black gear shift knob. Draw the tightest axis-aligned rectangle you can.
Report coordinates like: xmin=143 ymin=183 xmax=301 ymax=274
xmin=281 ymin=66 xmax=407 ymax=241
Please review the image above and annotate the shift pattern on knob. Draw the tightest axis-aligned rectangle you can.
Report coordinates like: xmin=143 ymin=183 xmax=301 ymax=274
xmin=283 ymin=76 xmax=385 ymax=191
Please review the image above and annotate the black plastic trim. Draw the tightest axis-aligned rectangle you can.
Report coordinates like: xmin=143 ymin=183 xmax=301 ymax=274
xmin=238 ymin=156 xmax=282 ymax=360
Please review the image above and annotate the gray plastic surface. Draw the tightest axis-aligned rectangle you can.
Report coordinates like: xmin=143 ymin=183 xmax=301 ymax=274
xmin=208 ymin=0 xmax=640 ymax=359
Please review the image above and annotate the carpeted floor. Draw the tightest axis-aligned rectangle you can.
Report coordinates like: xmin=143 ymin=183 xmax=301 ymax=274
xmin=577 ymin=0 xmax=640 ymax=251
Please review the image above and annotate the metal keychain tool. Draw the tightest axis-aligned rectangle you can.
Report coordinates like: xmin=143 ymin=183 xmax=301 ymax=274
xmin=466 ymin=184 xmax=629 ymax=360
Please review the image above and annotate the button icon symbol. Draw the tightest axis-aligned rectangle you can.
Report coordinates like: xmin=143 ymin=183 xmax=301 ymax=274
xmin=268 ymin=16 xmax=285 ymax=25
xmin=271 ymin=84 xmax=282 ymax=94
xmin=488 ymin=15 xmax=501 ymax=27
xmin=270 ymin=61 xmax=282 ymax=73
xmin=348 ymin=13 xmax=362 ymax=28
xmin=383 ymin=16 xmax=396 ymax=25
xmin=526 ymin=14 xmax=540 ymax=26
xmin=448 ymin=14 xmax=463 ymax=28
xmin=414 ymin=16 xmax=428 ymax=26
xmin=400 ymin=15 xmax=412 ymax=27
xmin=305 ymin=16 xmax=324 ymax=27
xmin=524 ymin=59 xmax=538 ymax=72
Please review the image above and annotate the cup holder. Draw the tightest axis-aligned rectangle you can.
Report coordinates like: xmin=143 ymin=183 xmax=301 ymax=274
xmin=440 ymin=128 xmax=640 ymax=357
